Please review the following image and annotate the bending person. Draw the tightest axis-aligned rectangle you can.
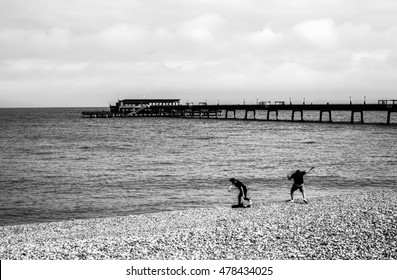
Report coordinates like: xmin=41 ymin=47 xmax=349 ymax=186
xmin=229 ymin=178 xmax=251 ymax=206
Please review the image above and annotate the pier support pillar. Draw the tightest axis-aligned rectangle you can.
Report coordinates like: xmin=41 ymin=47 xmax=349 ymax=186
xmin=292 ymin=110 xmax=303 ymax=122
xmin=225 ymin=110 xmax=236 ymax=119
xmin=387 ymin=110 xmax=397 ymax=125
xmin=387 ymin=111 xmax=391 ymax=125
xmin=245 ymin=110 xmax=256 ymax=120
xmin=351 ymin=110 xmax=364 ymax=123
xmin=267 ymin=110 xmax=278 ymax=121
xmin=320 ymin=110 xmax=332 ymax=122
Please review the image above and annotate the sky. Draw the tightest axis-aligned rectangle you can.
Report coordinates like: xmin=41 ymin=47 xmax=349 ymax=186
xmin=1 ymin=0 xmax=397 ymax=107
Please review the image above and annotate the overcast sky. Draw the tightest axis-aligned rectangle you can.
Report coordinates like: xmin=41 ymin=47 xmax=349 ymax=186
xmin=1 ymin=0 xmax=397 ymax=107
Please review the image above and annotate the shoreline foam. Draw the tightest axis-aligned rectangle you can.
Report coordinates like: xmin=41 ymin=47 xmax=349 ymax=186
xmin=1 ymin=190 xmax=396 ymax=260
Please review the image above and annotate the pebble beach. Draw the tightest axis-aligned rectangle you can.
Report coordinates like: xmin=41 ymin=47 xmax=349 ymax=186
xmin=1 ymin=190 xmax=396 ymax=260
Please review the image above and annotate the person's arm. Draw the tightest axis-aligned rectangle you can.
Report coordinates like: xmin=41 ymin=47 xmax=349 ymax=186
xmin=306 ymin=167 xmax=315 ymax=174
xmin=228 ymin=184 xmax=234 ymax=192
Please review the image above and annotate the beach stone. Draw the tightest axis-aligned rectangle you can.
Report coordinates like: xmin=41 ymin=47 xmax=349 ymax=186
xmin=0 ymin=190 xmax=396 ymax=260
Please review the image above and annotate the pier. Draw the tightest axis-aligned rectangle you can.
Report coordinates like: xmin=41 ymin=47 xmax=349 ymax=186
xmin=82 ymin=98 xmax=397 ymax=125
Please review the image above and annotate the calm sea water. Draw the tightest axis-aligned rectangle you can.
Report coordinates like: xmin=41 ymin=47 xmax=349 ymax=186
xmin=0 ymin=108 xmax=396 ymax=226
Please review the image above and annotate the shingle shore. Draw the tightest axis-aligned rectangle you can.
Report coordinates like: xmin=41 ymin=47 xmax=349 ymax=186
xmin=1 ymin=190 xmax=396 ymax=260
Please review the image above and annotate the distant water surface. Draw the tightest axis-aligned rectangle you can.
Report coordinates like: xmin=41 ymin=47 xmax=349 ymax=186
xmin=0 ymin=108 xmax=396 ymax=226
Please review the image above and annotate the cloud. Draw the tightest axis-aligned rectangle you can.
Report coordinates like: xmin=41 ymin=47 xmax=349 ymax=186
xmin=1 ymin=0 xmax=397 ymax=106
xmin=179 ymin=13 xmax=225 ymax=44
xmin=246 ymin=27 xmax=282 ymax=48
xmin=292 ymin=18 xmax=339 ymax=49
xmin=2 ymin=59 xmax=87 ymax=73
xmin=0 ymin=28 xmax=72 ymax=59
xmin=96 ymin=24 xmax=151 ymax=53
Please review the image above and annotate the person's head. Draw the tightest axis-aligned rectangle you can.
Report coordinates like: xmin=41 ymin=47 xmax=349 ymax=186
xmin=229 ymin=178 xmax=236 ymax=183
xmin=296 ymin=170 xmax=301 ymax=174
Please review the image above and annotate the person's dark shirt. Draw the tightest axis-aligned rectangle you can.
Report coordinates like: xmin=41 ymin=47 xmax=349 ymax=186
xmin=289 ymin=171 xmax=307 ymax=185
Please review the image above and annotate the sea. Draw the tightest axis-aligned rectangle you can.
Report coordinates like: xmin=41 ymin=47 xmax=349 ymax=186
xmin=0 ymin=107 xmax=396 ymax=226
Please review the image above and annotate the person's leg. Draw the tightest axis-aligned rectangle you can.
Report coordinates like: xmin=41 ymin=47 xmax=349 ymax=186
xmin=243 ymin=187 xmax=250 ymax=201
xmin=238 ymin=191 xmax=243 ymax=205
xmin=299 ymin=185 xmax=308 ymax=203
xmin=242 ymin=189 xmax=251 ymax=206
xmin=290 ymin=185 xmax=296 ymax=202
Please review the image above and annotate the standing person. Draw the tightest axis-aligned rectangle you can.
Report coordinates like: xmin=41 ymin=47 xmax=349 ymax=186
xmin=287 ymin=167 xmax=315 ymax=203
xmin=228 ymin=178 xmax=251 ymax=207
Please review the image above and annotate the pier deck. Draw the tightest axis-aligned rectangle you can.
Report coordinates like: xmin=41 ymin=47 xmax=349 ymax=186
xmin=82 ymin=99 xmax=397 ymax=125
